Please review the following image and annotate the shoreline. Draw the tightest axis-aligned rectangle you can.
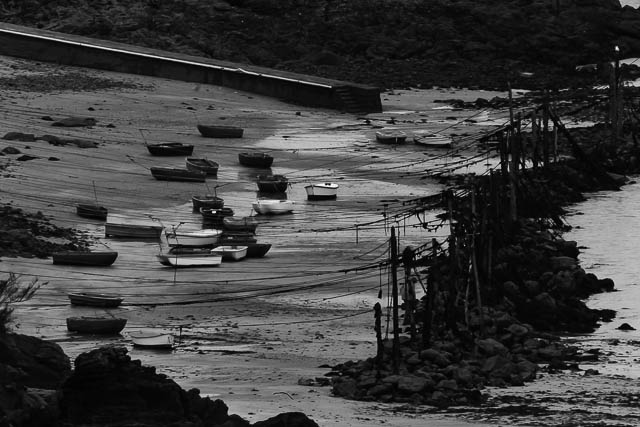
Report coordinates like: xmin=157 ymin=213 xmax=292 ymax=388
xmin=1 ymin=54 xmax=639 ymax=425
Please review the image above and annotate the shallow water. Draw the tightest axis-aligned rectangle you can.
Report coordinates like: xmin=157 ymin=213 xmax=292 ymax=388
xmin=564 ymin=177 xmax=640 ymax=378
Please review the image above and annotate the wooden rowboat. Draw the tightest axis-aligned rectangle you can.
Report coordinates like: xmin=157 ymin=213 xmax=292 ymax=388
xmin=197 ymin=124 xmax=244 ymax=138
xmin=256 ymin=174 xmax=289 ymax=193
xmin=67 ymin=316 xmax=127 ymax=335
xmin=157 ymin=248 xmax=222 ymax=267
xmin=186 ymin=157 xmax=219 ymax=176
xmin=52 ymin=251 xmax=118 ymax=266
xmin=211 ymin=245 xmax=248 ymax=261
xmin=238 ymin=152 xmax=274 ymax=168
xmin=146 ymin=142 xmax=194 ymax=156
xmin=252 ymin=199 xmax=294 ymax=215
xmin=165 ymin=228 xmax=221 ymax=247
xmin=375 ymin=130 xmax=407 ymax=144
xmin=150 ymin=167 xmax=207 ymax=182
xmin=305 ymin=182 xmax=339 ymax=200
xmin=222 ymin=216 xmax=258 ymax=233
xmin=130 ymin=331 xmax=175 ymax=349
xmin=68 ymin=292 xmax=123 ymax=308
xmin=246 ymin=243 xmax=272 ymax=258
xmin=105 ymin=215 xmax=163 ymax=239
xmin=76 ymin=204 xmax=108 ymax=220
xmin=191 ymin=194 xmax=224 ymax=212
xmin=413 ymin=133 xmax=453 ymax=148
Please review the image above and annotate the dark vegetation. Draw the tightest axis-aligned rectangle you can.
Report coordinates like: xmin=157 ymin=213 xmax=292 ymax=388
xmin=2 ymin=0 xmax=640 ymax=90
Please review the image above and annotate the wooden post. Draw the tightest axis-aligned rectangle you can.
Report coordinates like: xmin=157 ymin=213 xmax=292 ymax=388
xmin=374 ymin=302 xmax=383 ymax=367
xmin=422 ymin=238 xmax=438 ymax=348
xmin=471 ymin=189 xmax=484 ymax=336
xmin=542 ymin=92 xmax=550 ymax=167
xmin=390 ymin=226 xmax=400 ymax=374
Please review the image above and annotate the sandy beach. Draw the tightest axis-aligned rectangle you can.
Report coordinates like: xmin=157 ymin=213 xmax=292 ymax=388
xmin=5 ymin=55 xmax=639 ymax=426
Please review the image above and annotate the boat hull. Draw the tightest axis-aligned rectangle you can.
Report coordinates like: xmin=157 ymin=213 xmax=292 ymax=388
xmin=246 ymin=243 xmax=272 ymax=258
xmin=157 ymin=253 xmax=222 ymax=267
xmin=252 ymin=200 xmax=294 ymax=215
xmin=186 ymin=158 xmax=219 ymax=175
xmin=76 ymin=204 xmax=108 ymax=220
xmin=68 ymin=292 xmax=123 ymax=308
xmin=52 ymin=251 xmax=118 ymax=266
xmin=256 ymin=174 xmax=288 ymax=193
xmin=191 ymin=195 xmax=224 ymax=212
xmin=375 ymin=131 xmax=407 ymax=144
xmin=305 ymin=183 xmax=339 ymax=200
xmin=105 ymin=222 xmax=163 ymax=239
xmin=197 ymin=124 xmax=244 ymax=138
xmin=238 ymin=152 xmax=274 ymax=168
xmin=146 ymin=143 xmax=194 ymax=156
xmin=222 ymin=217 xmax=258 ymax=233
xmin=413 ymin=134 xmax=452 ymax=148
xmin=150 ymin=167 xmax=206 ymax=182
xmin=165 ymin=229 xmax=221 ymax=247
xmin=130 ymin=332 xmax=174 ymax=349
xmin=211 ymin=245 xmax=248 ymax=261
xmin=67 ymin=317 xmax=127 ymax=334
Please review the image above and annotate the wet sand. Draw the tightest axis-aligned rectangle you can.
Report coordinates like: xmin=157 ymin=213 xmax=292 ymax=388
xmin=6 ymin=55 xmax=632 ymax=426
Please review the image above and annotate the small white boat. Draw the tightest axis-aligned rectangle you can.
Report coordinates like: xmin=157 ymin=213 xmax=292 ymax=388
xmin=305 ymin=182 xmax=339 ymax=200
xmin=375 ymin=130 xmax=407 ymax=144
xmin=413 ymin=133 xmax=453 ymax=148
xmin=211 ymin=245 xmax=248 ymax=261
xmin=157 ymin=248 xmax=223 ymax=267
xmin=165 ymin=228 xmax=221 ymax=247
xmin=130 ymin=331 xmax=175 ymax=349
xmin=252 ymin=199 xmax=294 ymax=215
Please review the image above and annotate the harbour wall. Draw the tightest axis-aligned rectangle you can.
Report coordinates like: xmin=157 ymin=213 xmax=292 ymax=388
xmin=0 ymin=23 xmax=382 ymax=113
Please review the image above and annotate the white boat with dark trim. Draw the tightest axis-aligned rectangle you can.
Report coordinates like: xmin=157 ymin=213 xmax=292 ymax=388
xmin=165 ymin=228 xmax=221 ymax=247
xmin=413 ymin=133 xmax=453 ymax=148
xmin=304 ymin=182 xmax=339 ymax=200
xmin=211 ymin=245 xmax=248 ymax=261
xmin=130 ymin=331 xmax=175 ymax=349
xmin=157 ymin=247 xmax=223 ymax=267
xmin=252 ymin=199 xmax=294 ymax=215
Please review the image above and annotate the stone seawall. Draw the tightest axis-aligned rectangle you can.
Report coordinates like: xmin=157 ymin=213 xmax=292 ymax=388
xmin=0 ymin=22 xmax=381 ymax=113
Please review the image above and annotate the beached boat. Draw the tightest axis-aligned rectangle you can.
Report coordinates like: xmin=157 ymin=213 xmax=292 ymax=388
xmin=413 ymin=133 xmax=453 ymax=148
xmin=238 ymin=152 xmax=274 ymax=168
xmin=246 ymin=243 xmax=272 ymax=258
xmin=191 ymin=194 xmax=224 ymax=212
xmin=130 ymin=331 xmax=175 ymax=349
xmin=375 ymin=130 xmax=407 ymax=144
xmin=219 ymin=232 xmax=258 ymax=245
xmin=150 ymin=167 xmax=207 ymax=182
xmin=197 ymin=124 xmax=244 ymax=138
xmin=256 ymin=174 xmax=289 ymax=193
xmin=252 ymin=199 xmax=294 ymax=215
xmin=165 ymin=228 xmax=221 ymax=247
xmin=157 ymin=248 xmax=223 ymax=267
xmin=305 ymin=182 xmax=339 ymax=200
xmin=68 ymin=292 xmax=123 ymax=308
xmin=52 ymin=251 xmax=118 ymax=267
xmin=76 ymin=203 xmax=108 ymax=220
xmin=211 ymin=245 xmax=248 ymax=261
xmin=185 ymin=157 xmax=219 ymax=176
xmin=105 ymin=216 xmax=163 ymax=239
xmin=200 ymin=207 xmax=235 ymax=227
xmin=222 ymin=216 xmax=259 ymax=233
xmin=146 ymin=142 xmax=194 ymax=156
xmin=66 ymin=316 xmax=127 ymax=335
